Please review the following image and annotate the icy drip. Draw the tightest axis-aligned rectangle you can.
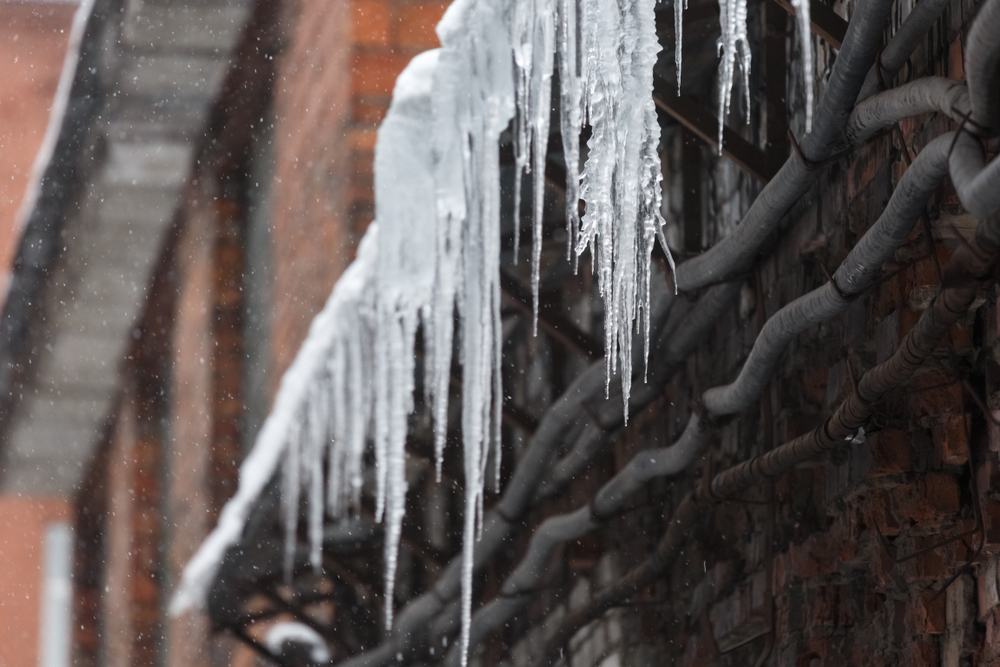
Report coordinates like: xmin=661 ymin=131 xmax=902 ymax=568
xmin=791 ymin=0 xmax=813 ymax=132
xmin=266 ymin=622 xmax=331 ymax=663
xmin=675 ymin=0 xmax=687 ymax=93
xmin=576 ymin=0 xmax=669 ymax=416
xmin=434 ymin=1 xmax=513 ymax=660
xmin=716 ymin=0 xmax=752 ymax=151
xmin=373 ymin=50 xmax=442 ymax=629
xmin=512 ymin=0 xmax=556 ymax=328
xmin=556 ymin=0 xmax=583 ymax=261
xmin=176 ymin=0 xmax=678 ymax=656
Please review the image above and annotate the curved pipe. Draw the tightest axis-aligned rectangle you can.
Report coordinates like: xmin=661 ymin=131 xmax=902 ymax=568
xmin=456 ymin=2 xmax=1000 ymax=661
xmin=856 ymin=0 xmax=952 ymax=102
xmin=950 ymin=131 xmax=1000 ymax=218
xmin=531 ymin=208 xmax=1000 ymax=667
xmin=444 ymin=413 xmax=709 ymax=667
xmin=704 ymin=133 xmax=953 ymax=414
xmin=389 ymin=283 xmax=738 ymax=661
xmin=703 ymin=283 xmax=844 ymax=415
xmin=331 ymin=0 xmax=993 ymax=663
xmin=336 ymin=284 xmax=706 ymax=667
xmin=967 ymin=0 xmax=1000 ymax=134
xmin=846 ymin=77 xmax=972 ymax=144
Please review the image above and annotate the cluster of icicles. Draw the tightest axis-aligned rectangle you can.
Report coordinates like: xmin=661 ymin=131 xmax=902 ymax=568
xmin=708 ymin=0 xmax=814 ymax=146
xmin=172 ymin=0 xmax=817 ymax=662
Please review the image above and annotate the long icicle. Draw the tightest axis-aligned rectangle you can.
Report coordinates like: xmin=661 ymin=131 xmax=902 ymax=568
xmin=675 ymin=0 xmax=686 ymax=93
xmin=716 ymin=0 xmax=752 ymax=152
xmin=791 ymin=0 xmax=814 ymax=131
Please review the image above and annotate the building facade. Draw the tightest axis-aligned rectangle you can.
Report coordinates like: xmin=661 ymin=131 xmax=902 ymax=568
xmin=1 ymin=0 xmax=1000 ymax=666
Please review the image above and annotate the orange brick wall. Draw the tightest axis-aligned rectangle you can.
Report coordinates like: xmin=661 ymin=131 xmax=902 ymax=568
xmin=0 ymin=496 xmax=70 ymax=667
xmin=102 ymin=403 xmax=137 ymax=667
xmin=165 ymin=194 xmax=216 ymax=667
xmin=270 ymin=0 xmax=355 ymax=380
xmin=66 ymin=1 xmax=455 ymax=664
xmin=346 ymin=0 xmax=449 ymax=244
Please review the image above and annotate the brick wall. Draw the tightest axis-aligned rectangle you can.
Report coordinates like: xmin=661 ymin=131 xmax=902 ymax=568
xmin=166 ymin=190 xmax=217 ymax=667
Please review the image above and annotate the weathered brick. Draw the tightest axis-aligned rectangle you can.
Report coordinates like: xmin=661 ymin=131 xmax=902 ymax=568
xmin=868 ymin=429 xmax=913 ymax=476
xmin=394 ymin=1 xmax=449 ymax=48
xmin=978 ymin=556 xmax=1000 ymax=621
xmin=932 ymin=413 xmax=970 ymax=466
xmin=902 ymin=639 xmax=940 ymax=667
xmin=890 ymin=474 xmax=961 ymax=528
xmin=907 ymin=589 xmax=947 ymax=635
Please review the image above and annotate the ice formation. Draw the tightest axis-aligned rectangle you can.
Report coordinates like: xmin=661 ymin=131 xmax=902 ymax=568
xmin=675 ymin=0 xmax=687 ymax=94
xmin=372 ymin=50 xmax=442 ymax=629
xmin=717 ymin=0 xmax=752 ymax=151
xmin=576 ymin=0 xmax=672 ymax=410
xmin=173 ymin=0 xmax=720 ymax=657
xmin=792 ymin=0 xmax=814 ymax=132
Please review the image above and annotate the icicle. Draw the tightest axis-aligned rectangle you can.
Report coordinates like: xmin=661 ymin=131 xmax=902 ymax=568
xmin=511 ymin=0 xmax=556 ymax=330
xmin=791 ymin=0 xmax=813 ymax=132
xmin=576 ymin=0 xmax=671 ymax=419
xmin=557 ymin=0 xmax=584 ymax=262
xmin=434 ymin=0 xmax=514 ymax=661
xmin=307 ymin=387 xmax=325 ymax=570
xmin=675 ymin=0 xmax=686 ymax=94
xmin=178 ymin=0 xmax=677 ymax=656
xmin=716 ymin=0 xmax=752 ymax=152
xmin=281 ymin=422 xmax=302 ymax=582
xmin=373 ymin=49 xmax=442 ymax=629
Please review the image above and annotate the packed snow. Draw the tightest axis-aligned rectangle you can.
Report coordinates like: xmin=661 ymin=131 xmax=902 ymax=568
xmin=265 ymin=622 xmax=332 ymax=663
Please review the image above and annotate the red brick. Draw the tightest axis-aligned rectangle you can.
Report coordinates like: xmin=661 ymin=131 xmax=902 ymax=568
xmin=869 ymin=428 xmax=913 ymax=476
xmin=870 ymin=540 xmax=896 ymax=589
xmin=981 ymin=500 xmax=1000 ymax=551
xmin=353 ymin=0 xmax=391 ymax=45
xmin=799 ymin=365 xmax=829 ymax=406
xmin=863 ymin=488 xmax=901 ymax=537
xmin=907 ymin=590 xmax=946 ymax=635
xmin=351 ymin=50 xmax=412 ymax=95
xmin=902 ymin=639 xmax=940 ymax=666
xmin=790 ymin=534 xmax=837 ymax=580
xmin=353 ymin=98 xmax=389 ymax=124
xmin=932 ymin=413 xmax=970 ymax=466
xmin=890 ymin=474 xmax=961 ymax=528
xmin=394 ymin=1 xmax=449 ymax=48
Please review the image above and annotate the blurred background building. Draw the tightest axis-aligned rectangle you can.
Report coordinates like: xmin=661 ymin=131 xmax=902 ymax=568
xmin=0 ymin=0 xmax=445 ymax=662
